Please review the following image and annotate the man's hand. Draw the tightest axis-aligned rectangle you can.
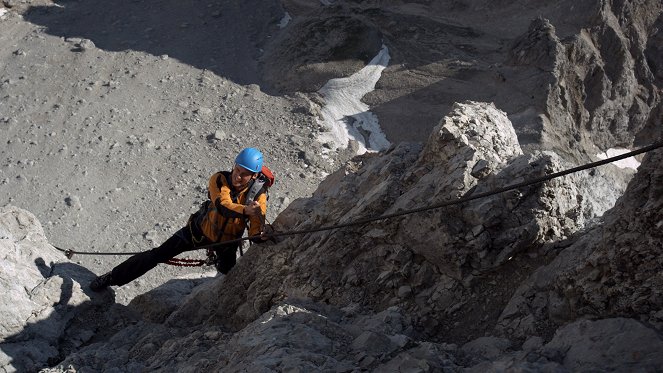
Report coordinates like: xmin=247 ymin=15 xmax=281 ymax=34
xmin=243 ymin=201 xmax=262 ymax=216
xmin=260 ymin=224 xmax=279 ymax=243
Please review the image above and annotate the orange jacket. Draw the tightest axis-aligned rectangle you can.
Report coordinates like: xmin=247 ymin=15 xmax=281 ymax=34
xmin=194 ymin=172 xmax=267 ymax=243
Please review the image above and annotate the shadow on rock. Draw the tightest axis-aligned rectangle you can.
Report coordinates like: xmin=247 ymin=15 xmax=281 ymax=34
xmin=129 ymin=274 xmax=217 ymax=324
xmin=23 ymin=0 xmax=285 ymax=87
xmin=0 ymin=257 xmax=138 ymax=372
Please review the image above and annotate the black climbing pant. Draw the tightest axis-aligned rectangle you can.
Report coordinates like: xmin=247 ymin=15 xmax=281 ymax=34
xmin=212 ymin=244 xmax=239 ymax=274
xmin=109 ymin=226 xmax=239 ymax=286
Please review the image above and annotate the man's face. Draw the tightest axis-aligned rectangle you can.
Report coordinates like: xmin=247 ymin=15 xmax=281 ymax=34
xmin=231 ymin=164 xmax=255 ymax=189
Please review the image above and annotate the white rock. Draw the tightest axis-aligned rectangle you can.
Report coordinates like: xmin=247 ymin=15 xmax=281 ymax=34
xmin=212 ymin=129 xmax=226 ymax=141
xmin=64 ymin=195 xmax=82 ymax=210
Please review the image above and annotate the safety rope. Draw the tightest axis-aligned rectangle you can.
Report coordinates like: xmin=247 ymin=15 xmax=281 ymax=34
xmin=53 ymin=140 xmax=663 ymax=263
xmin=164 ymin=257 xmax=207 ymax=267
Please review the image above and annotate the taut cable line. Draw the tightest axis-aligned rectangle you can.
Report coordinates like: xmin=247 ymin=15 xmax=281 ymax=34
xmin=54 ymin=140 xmax=663 ymax=260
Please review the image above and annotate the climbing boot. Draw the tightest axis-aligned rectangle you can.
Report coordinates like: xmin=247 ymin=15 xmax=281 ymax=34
xmin=90 ymin=272 xmax=113 ymax=292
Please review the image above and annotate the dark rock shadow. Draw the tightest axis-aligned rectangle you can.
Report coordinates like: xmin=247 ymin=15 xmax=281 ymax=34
xmin=0 ymin=257 xmax=136 ymax=371
xmin=129 ymin=274 xmax=217 ymax=324
xmin=23 ymin=0 xmax=285 ymax=88
xmin=367 ymin=65 xmax=547 ymax=147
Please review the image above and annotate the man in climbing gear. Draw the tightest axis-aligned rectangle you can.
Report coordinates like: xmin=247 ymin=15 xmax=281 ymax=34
xmin=90 ymin=148 xmax=270 ymax=292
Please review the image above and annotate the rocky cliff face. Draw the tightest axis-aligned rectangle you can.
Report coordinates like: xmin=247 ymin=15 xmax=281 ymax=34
xmin=174 ymin=101 xmax=638 ymax=343
xmin=498 ymin=142 xmax=663 ymax=339
xmin=268 ymin=0 xmax=662 ymax=157
xmin=509 ymin=2 xmax=662 ymax=155
xmin=0 ymin=206 xmax=139 ymax=372
xmin=3 ymin=101 xmax=659 ymax=372
xmin=1 ymin=0 xmax=662 ymax=372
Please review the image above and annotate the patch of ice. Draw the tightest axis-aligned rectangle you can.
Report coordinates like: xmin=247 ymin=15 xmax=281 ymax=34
xmin=316 ymin=45 xmax=391 ymax=155
xmin=261 ymin=304 xmax=314 ymax=324
xmin=596 ymin=148 xmax=641 ymax=170
xmin=278 ymin=12 xmax=291 ymax=28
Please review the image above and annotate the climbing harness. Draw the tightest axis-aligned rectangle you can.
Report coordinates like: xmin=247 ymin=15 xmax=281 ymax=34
xmin=53 ymin=140 xmax=663 ymax=264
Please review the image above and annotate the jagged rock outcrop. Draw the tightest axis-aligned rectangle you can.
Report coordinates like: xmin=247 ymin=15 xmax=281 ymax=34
xmin=497 ymin=143 xmax=663 ymax=339
xmin=508 ymin=1 xmax=662 ymax=155
xmin=467 ymin=317 xmax=663 ymax=372
xmin=5 ymin=101 xmax=662 ymax=372
xmin=187 ymin=102 xmax=627 ymax=337
xmin=268 ymin=0 xmax=661 ymax=158
xmin=3 ymin=0 xmax=662 ymax=371
xmin=0 ymin=206 xmax=138 ymax=372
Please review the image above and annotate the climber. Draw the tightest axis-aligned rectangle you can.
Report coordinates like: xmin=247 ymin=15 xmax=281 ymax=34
xmin=90 ymin=147 xmax=270 ymax=291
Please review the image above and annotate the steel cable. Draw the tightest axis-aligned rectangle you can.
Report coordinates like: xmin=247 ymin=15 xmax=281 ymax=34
xmin=53 ymin=140 xmax=663 ymax=260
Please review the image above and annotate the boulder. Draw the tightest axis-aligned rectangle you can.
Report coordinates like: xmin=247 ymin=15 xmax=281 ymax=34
xmin=542 ymin=318 xmax=663 ymax=371
xmin=0 ymin=206 xmax=137 ymax=372
xmin=497 ymin=147 xmax=663 ymax=339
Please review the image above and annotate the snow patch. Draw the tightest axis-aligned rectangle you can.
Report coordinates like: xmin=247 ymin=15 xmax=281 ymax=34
xmin=596 ymin=148 xmax=641 ymax=170
xmin=317 ymin=45 xmax=391 ymax=155
xmin=278 ymin=12 xmax=291 ymax=28
xmin=0 ymin=9 xmax=8 ymax=18
xmin=261 ymin=304 xmax=314 ymax=324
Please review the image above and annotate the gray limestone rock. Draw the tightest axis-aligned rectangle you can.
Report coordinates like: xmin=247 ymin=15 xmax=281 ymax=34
xmin=0 ymin=206 xmax=137 ymax=372
xmin=462 ymin=336 xmax=512 ymax=360
xmin=1 ymin=2 xmax=661 ymax=368
xmin=129 ymin=275 xmax=215 ymax=323
xmin=542 ymin=318 xmax=663 ymax=371
xmin=497 ymin=148 xmax=663 ymax=340
xmin=7 ymin=128 xmax=663 ymax=372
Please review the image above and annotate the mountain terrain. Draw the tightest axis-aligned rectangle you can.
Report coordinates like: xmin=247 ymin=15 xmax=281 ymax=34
xmin=0 ymin=0 xmax=662 ymax=371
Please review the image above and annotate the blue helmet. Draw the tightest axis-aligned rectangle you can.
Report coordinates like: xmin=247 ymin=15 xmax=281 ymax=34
xmin=235 ymin=148 xmax=263 ymax=173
